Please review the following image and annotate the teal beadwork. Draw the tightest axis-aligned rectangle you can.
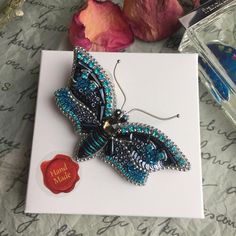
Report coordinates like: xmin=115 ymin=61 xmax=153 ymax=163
xmin=159 ymin=134 xmax=165 ymax=142
xmin=94 ymin=67 xmax=100 ymax=74
xmin=77 ymin=52 xmax=83 ymax=59
xmin=129 ymin=126 xmax=134 ymax=132
xmin=54 ymin=47 xmax=190 ymax=186
xmin=157 ymin=152 xmax=166 ymax=160
xmin=89 ymin=82 xmax=97 ymax=91
xmin=105 ymin=87 xmax=111 ymax=93
xmin=89 ymin=61 xmax=95 ymax=68
xmin=81 ymin=73 xmax=87 ymax=79
xmin=105 ymin=156 xmax=148 ymax=185
xmin=83 ymin=57 xmax=89 ymax=63
xmin=137 ymin=127 xmax=142 ymax=133
xmin=144 ymin=127 xmax=150 ymax=133
xmin=171 ymin=146 xmax=177 ymax=153
xmin=106 ymin=103 xmax=112 ymax=109
xmin=166 ymin=140 xmax=172 ymax=147
xmin=98 ymin=74 xmax=105 ymax=81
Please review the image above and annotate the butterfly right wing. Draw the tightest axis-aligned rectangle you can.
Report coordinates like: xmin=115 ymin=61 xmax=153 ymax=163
xmin=54 ymin=88 xmax=100 ymax=134
xmin=102 ymin=138 xmax=149 ymax=186
xmin=103 ymin=123 xmax=190 ymax=185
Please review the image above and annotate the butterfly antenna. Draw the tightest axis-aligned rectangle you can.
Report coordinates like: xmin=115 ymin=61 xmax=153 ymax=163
xmin=125 ymin=108 xmax=180 ymax=121
xmin=113 ymin=60 xmax=126 ymax=110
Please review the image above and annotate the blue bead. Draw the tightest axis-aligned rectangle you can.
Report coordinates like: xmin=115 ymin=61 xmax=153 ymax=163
xmin=83 ymin=57 xmax=89 ymax=63
xmin=159 ymin=134 xmax=165 ymax=142
xmin=153 ymin=130 xmax=158 ymax=137
xmin=106 ymin=96 xmax=112 ymax=101
xmin=81 ymin=73 xmax=87 ymax=79
xmin=158 ymin=152 xmax=165 ymax=160
xmin=94 ymin=67 xmax=100 ymax=74
xmin=137 ymin=127 xmax=142 ymax=132
xmin=171 ymin=146 xmax=177 ymax=152
xmin=121 ymin=128 xmax=126 ymax=133
xmin=77 ymin=53 xmax=83 ymax=59
xmin=179 ymin=159 xmax=186 ymax=166
xmin=129 ymin=126 xmax=134 ymax=132
xmin=103 ymin=80 xmax=109 ymax=87
xmin=145 ymin=127 xmax=149 ymax=133
xmin=106 ymin=103 xmax=112 ymax=109
xmin=98 ymin=74 xmax=105 ymax=81
xmin=105 ymin=111 xmax=112 ymax=117
xmin=165 ymin=140 xmax=172 ymax=147
xmin=89 ymin=61 xmax=95 ymax=68
xmin=175 ymin=154 xmax=184 ymax=161
xmin=105 ymin=87 xmax=111 ymax=93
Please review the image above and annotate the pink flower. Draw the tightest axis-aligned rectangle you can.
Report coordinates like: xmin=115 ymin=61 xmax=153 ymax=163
xmin=69 ymin=0 xmax=134 ymax=51
xmin=180 ymin=0 xmax=200 ymax=13
xmin=123 ymin=0 xmax=184 ymax=41
xmin=123 ymin=0 xmax=200 ymax=42
xmin=193 ymin=0 xmax=200 ymax=7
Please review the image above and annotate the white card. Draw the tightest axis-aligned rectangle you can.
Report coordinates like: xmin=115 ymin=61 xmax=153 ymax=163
xmin=25 ymin=50 xmax=204 ymax=218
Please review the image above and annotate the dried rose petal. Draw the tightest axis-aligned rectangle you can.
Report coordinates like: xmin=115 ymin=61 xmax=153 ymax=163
xmin=69 ymin=0 xmax=134 ymax=51
xmin=123 ymin=0 xmax=184 ymax=41
xmin=179 ymin=0 xmax=200 ymax=13
xmin=192 ymin=0 xmax=200 ymax=8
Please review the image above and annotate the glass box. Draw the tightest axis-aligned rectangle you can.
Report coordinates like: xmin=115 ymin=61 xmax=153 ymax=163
xmin=179 ymin=0 xmax=236 ymax=125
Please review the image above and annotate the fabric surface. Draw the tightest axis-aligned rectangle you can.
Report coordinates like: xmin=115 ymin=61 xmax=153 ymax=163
xmin=0 ymin=0 xmax=236 ymax=235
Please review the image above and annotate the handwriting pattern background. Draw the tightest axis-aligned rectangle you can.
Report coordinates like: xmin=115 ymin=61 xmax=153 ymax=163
xmin=0 ymin=0 xmax=236 ymax=235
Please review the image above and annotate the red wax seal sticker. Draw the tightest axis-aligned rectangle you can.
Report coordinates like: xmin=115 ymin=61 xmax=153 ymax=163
xmin=41 ymin=154 xmax=80 ymax=194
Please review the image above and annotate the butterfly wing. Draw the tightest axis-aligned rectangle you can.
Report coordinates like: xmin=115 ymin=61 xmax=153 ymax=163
xmin=208 ymin=43 xmax=236 ymax=84
xmin=199 ymin=56 xmax=230 ymax=102
xmin=103 ymin=123 xmax=190 ymax=185
xmin=69 ymin=47 xmax=116 ymax=121
xmin=103 ymin=138 xmax=149 ymax=185
xmin=55 ymin=88 xmax=100 ymax=133
xmin=54 ymin=47 xmax=116 ymax=134
xmin=198 ymin=43 xmax=236 ymax=102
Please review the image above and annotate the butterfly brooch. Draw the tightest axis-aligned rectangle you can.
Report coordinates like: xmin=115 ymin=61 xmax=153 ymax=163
xmin=54 ymin=47 xmax=190 ymax=185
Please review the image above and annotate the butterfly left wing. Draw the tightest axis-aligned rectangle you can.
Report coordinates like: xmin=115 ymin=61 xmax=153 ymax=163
xmin=55 ymin=47 xmax=116 ymax=134
xmin=55 ymin=88 xmax=101 ymax=133
xmin=103 ymin=123 xmax=190 ymax=185
xmin=69 ymin=47 xmax=116 ymax=122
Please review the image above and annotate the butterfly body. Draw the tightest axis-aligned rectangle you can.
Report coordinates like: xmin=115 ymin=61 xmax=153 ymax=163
xmin=77 ymin=109 xmax=127 ymax=158
xmin=54 ymin=47 xmax=190 ymax=185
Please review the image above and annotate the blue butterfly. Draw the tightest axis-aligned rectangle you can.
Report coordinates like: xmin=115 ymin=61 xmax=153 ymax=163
xmin=208 ymin=42 xmax=236 ymax=85
xmin=54 ymin=47 xmax=190 ymax=185
xmin=198 ymin=42 xmax=236 ymax=103
xmin=199 ymin=56 xmax=230 ymax=102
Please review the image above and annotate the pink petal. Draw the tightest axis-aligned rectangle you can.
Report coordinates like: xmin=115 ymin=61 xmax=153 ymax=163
xmin=193 ymin=0 xmax=200 ymax=8
xmin=69 ymin=0 xmax=134 ymax=51
xmin=123 ymin=0 xmax=184 ymax=41
xmin=179 ymin=0 xmax=200 ymax=13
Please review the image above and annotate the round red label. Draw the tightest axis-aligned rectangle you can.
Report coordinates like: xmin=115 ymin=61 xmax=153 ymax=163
xmin=40 ymin=154 xmax=80 ymax=194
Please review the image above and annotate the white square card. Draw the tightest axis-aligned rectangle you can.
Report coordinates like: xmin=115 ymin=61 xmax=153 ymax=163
xmin=25 ymin=50 xmax=203 ymax=218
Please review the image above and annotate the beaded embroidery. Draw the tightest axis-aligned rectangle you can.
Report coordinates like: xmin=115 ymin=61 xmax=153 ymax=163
xmin=54 ymin=47 xmax=190 ymax=185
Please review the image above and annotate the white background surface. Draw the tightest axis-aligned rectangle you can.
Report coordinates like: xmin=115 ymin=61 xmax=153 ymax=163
xmin=25 ymin=51 xmax=203 ymax=218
